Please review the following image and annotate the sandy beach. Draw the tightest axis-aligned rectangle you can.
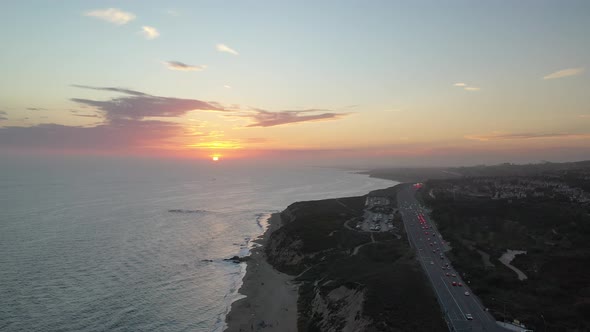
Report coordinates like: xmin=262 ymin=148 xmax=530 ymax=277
xmin=224 ymin=213 xmax=299 ymax=332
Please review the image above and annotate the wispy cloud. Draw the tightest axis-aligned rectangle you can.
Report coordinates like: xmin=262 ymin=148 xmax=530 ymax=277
xmin=26 ymin=107 xmax=47 ymax=111
xmin=465 ymin=132 xmax=590 ymax=141
xmin=71 ymin=113 xmax=101 ymax=118
xmin=453 ymin=82 xmax=480 ymax=91
xmin=70 ymin=85 xmax=226 ymax=120
xmin=84 ymin=8 xmax=136 ymax=25
xmin=216 ymin=43 xmax=239 ymax=55
xmin=141 ymin=26 xmax=160 ymax=39
xmin=236 ymin=109 xmax=348 ymax=127
xmin=224 ymin=85 xmax=232 ymax=89
xmin=70 ymin=85 xmax=148 ymax=96
xmin=164 ymin=61 xmax=206 ymax=72
xmin=0 ymin=111 xmax=7 ymax=121
xmin=579 ymin=114 xmax=590 ymax=119
xmin=543 ymin=67 xmax=585 ymax=80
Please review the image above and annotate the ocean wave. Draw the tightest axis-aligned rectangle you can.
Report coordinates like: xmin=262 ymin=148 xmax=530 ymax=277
xmin=168 ymin=209 xmax=209 ymax=214
xmin=255 ymin=211 xmax=277 ymax=229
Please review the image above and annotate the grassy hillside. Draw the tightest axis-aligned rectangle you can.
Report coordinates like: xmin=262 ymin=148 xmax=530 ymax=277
xmin=266 ymin=186 xmax=447 ymax=331
xmin=421 ymin=177 xmax=590 ymax=331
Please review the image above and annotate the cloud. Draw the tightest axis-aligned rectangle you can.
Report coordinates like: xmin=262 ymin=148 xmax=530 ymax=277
xmin=224 ymin=85 xmax=232 ymax=89
xmin=216 ymin=44 xmax=239 ymax=55
xmin=141 ymin=26 xmax=160 ymax=39
xmin=579 ymin=114 xmax=590 ymax=118
xmin=84 ymin=8 xmax=136 ymax=25
xmin=0 ymin=120 xmax=187 ymax=151
xmin=26 ymin=107 xmax=47 ymax=111
xmin=0 ymin=111 xmax=7 ymax=120
xmin=453 ymin=82 xmax=480 ymax=91
xmin=0 ymin=86 xmax=226 ymax=152
xmin=238 ymin=109 xmax=348 ymax=127
xmin=0 ymin=86 xmax=348 ymax=154
xmin=464 ymin=132 xmax=590 ymax=141
xmin=70 ymin=85 xmax=226 ymax=121
xmin=70 ymin=85 xmax=148 ymax=96
xmin=543 ymin=67 xmax=585 ymax=80
xmin=72 ymin=114 xmax=102 ymax=118
xmin=164 ymin=61 xmax=206 ymax=71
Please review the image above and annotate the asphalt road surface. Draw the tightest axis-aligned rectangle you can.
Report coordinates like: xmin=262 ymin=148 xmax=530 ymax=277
xmin=397 ymin=184 xmax=508 ymax=332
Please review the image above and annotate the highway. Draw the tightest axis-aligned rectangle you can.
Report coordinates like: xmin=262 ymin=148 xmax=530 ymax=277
xmin=397 ymin=184 xmax=508 ymax=332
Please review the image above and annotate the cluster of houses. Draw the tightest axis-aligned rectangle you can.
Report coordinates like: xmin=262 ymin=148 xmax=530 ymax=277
xmin=433 ymin=177 xmax=590 ymax=204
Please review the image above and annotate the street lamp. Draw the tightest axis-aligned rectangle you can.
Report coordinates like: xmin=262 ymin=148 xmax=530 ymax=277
xmin=540 ymin=314 xmax=546 ymax=332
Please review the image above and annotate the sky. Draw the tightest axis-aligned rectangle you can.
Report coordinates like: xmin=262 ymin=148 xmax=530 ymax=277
xmin=1 ymin=0 xmax=589 ymax=167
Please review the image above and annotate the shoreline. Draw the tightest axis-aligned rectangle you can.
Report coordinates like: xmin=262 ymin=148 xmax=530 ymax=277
xmin=223 ymin=213 xmax=298 ymax=332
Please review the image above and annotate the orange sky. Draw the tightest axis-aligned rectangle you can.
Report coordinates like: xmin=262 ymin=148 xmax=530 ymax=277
xmin=1 ymin=2 xmax=589 ymax=166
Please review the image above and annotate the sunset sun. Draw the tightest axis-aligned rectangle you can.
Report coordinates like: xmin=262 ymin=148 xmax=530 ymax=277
xmin=211 ymin=155 xmax=220 ymax=161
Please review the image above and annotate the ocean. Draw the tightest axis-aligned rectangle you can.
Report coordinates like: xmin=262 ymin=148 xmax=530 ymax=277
xmin=0 ymin=156 xmax=395 ymax=332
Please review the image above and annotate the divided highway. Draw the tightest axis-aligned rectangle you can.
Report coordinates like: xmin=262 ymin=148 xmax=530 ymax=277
xmin=397 ymin=184 xmax=508 ymax=332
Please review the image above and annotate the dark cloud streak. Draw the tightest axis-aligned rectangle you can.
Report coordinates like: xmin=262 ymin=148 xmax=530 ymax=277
xmin=70 ymin=85 xmax=227 ymax=121
xmin=465 ymin=132 xmax=590 ymax=141
xmin=164 ymin=61 xmax=206 ymax=71
xmin=71 ymin=85 xmax=149 ymax=96
xmin=0 ymin=120 xmax=185 ymax=150
xmin=240 ymin=109 xmax=348 ymax=127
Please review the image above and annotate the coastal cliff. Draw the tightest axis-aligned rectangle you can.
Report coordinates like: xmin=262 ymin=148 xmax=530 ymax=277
xmin=309 ymin=285 xmax=371 ymax=332
xmin=265 ymin=186 xmax=447 ymax=332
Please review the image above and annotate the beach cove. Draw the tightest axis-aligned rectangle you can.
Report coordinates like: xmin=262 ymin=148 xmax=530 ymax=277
xmin=224 ymin=213 xmax=298 ymax=332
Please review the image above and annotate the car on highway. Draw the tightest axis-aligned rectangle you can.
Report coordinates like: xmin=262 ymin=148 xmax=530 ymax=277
xmin=464 ymin=291 xmax=470 ymax=296
xmin=452 ymin=281 xmax=457 ymax=286
xmin=430 ymin=261 xmax=434 ymax=265
xmin=465 ymin=313 xmax=473 ymax=320
xmin=446 ymin=272 xmax=450 ymax=276
xmin=451 ymin=273 xmax=456 ymax=277
xmin=458 ymin=282 xmax=463 ymax=287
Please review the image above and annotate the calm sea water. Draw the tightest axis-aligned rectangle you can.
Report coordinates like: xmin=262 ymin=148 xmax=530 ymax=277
xmin=0 ymin=156 xmax=395 ymax=332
